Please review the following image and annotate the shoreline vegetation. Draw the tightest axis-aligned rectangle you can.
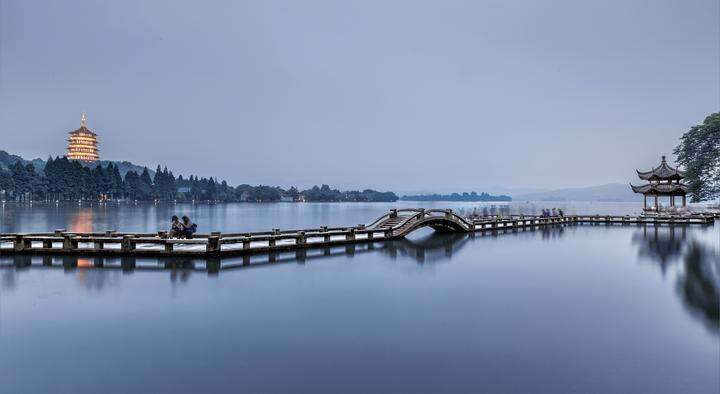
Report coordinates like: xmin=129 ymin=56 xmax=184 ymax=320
xmin=2 ymin=108 xmax=716 ymax=204
xmin=401 ymin=191 xmax=511 ymax=202
xmin=0 ymin=153 xmax=398 ymax=203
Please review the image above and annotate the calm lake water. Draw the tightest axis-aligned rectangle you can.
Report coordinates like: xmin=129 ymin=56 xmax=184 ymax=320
xmin=1 ymin=202 xmax=718 ymax=393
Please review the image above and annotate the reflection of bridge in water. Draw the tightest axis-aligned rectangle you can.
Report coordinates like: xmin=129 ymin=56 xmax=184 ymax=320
xmin=1 ymin=224 xmax=570 ymax=274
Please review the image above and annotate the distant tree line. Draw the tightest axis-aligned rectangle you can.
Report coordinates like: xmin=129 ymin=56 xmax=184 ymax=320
xmin=674 ymin=112 xmax=719 ymax=202
xmin=0 ymin=156 xmax=398 ymax=203
xmin=400 ymin=191 xmax=511 ymax=202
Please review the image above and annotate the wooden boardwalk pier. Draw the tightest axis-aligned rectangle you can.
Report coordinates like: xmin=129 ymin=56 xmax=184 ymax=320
xmin=0 ymin=209 xmax=715 ymax=259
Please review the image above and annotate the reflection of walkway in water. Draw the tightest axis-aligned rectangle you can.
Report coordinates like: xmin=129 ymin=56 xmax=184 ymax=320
xmin=1 ymin=224 xmax=569 ymax=274
xmin=632 ymin=225 xmax=719 ymax=334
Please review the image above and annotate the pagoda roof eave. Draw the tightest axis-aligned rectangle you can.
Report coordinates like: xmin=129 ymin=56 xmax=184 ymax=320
xmin=630 ymin=183 xmax=688 ymax=195
xmin=635 ymin=156 xmax=685 ymax=180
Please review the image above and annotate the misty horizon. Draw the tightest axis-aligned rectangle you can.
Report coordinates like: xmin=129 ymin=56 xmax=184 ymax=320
xmin=1 ymin=0 xmax=718 ymax=193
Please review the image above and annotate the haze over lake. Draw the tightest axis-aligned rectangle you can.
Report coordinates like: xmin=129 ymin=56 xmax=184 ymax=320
xmin=1 ymin=202 xmax=718 ymax=393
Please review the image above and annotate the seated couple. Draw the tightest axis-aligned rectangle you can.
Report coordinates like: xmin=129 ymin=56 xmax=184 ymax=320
xmin=169 ymin=215 xmax=198 ymax=238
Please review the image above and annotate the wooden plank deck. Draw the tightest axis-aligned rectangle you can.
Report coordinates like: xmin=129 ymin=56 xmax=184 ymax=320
xmin=0 ymin=210 xmax=714 ymax=259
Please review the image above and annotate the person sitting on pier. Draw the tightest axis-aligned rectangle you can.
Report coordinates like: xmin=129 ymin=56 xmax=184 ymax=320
xmin=179 ymin=216 xmax=197 ymax=238
xmin=558 ymin=208 xmax=564 ymax=218
xmin=168 ymin=215 xmax=182 ymax=238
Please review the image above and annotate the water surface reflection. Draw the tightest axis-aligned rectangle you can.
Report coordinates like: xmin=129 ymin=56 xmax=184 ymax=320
xmin=1 ymin=223 xmax=718 ymax=393
xmin=632 ymin=225 xmax=719 ymax=334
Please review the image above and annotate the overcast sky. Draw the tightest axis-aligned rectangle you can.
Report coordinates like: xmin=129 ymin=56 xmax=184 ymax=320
xmin=1 ymin=0 xmax=718 ymax=193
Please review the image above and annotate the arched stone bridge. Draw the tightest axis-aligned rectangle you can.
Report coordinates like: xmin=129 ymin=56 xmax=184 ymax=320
xmin=367 ymin=208 xmax=473 ymax=237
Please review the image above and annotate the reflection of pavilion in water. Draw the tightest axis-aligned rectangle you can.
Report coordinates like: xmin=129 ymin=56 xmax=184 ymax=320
xmin=632 ymin=225 xmax=719 ymax=334
xmin=632 ymin=226 xmax=688 ymax=275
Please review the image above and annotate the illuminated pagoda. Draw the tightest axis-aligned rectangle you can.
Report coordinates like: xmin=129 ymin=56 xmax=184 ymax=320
xmin=66 ymin=113 xmax=100 ymax=162
xmin=630 ymin=156 xmax=687 ymax=211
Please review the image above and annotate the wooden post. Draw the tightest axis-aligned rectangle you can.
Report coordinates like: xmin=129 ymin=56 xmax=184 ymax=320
xmin=63 ymin=235 xmax=76 ymax=251
xmin=121 ymin=235 xmax=135 ymax=252
xmin=384 ymin=229 xmax=393 ymax=239
xmin=268 ymin=237 xmax=276 ymax=248
xmin=93 ymin=241 xmax=104 ymax=250
xmin=207 ymin=236 xmax=221 ymax=253
xmin=296 ymin=231 xmax=306 ymax=245
xmin=367 ymin=231 xmax=374 ymax=239
xmin=346 ymin=229 xmax=356 ymax=241
xmin=164 ymin=241 xmax=173 ymax=252
xmin=13 ymin=235 xmax=26 ymax=252
xmin=42 ymin=239 xmax=53 ymax=249
xmin=243 ymin=238 xmax=251 ymax=250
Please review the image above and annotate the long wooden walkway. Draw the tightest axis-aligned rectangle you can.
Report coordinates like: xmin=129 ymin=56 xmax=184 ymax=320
xmin=0 ymin=209 xmax=715 ymax=258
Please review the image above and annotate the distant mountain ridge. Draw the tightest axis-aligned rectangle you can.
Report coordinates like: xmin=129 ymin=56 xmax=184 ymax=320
xmin=0 ymin=150 xmax=45 ymax=173
xmin=0 ymin=150 xmax=154 ymax=178
xmin=513 ymin=183 xmax=641 ymax=202
xmin=401 ymin=191 xmax=512 ymax=202
xmin=2 ymin=150 xmax=641 ymax=202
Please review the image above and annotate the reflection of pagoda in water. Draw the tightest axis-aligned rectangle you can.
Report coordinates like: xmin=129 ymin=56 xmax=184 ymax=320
xmin=66 ymin=113 xmax=100 ymax=163
xmin=632 ymin=226 xmax=687 ymax=274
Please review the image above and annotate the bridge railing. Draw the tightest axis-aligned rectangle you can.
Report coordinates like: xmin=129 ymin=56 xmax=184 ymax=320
xmin=1 ymin=211 xmax=713 ymax=258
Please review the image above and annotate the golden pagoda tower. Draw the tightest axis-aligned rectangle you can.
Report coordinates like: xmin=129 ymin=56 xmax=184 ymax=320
xmin=66 ymin=113 xmax=100 ymax=162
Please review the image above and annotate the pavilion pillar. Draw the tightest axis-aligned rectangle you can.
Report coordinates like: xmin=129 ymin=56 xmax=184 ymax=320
xmin=670 ymin=195 xmax=674 ymax=207
xmin=682 ymin=195 xmax=686 ymax=207
xmin=643 ymin=195 xmax=647 ymax=210
xmin=654 ymin=195 xmax=658 ymax=211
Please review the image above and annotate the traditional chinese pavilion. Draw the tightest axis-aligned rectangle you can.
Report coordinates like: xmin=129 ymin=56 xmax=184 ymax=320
xmin=66 ymin=113 xmax=100 ymax=163
xmin=630 ymin=156 xmax=687 ymax=211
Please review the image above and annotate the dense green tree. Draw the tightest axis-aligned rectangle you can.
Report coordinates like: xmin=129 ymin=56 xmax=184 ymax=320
xmin=2 ymin=156 xmax=398 ymax=203
xmin=674 ymin=113 xmax=720 ymax=202
xmin=0 ymin=167 xmax=13 ymax=196
xmin=123 ymin=170 xmax=144 ymax=200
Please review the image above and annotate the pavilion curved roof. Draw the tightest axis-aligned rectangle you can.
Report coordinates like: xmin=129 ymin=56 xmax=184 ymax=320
xmin=630 ymin=183 xmax=687 ymax=194
xmin=636 ymin=156 xmax=684 ymax=180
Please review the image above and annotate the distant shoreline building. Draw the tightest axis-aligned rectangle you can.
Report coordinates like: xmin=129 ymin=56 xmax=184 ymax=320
xmin=66 ymin=113 xmax=100 ymax=163
xmin=631 ymin=155 xmax=687 ymax=211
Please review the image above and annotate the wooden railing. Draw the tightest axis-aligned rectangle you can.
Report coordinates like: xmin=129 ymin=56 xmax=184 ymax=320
xmin=0 ymin=211 xmax=714 ymax=258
